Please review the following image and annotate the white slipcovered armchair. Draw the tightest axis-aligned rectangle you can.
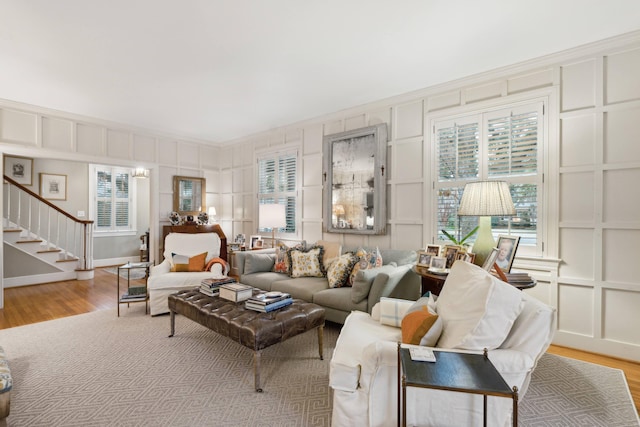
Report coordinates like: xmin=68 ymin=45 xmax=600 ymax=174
xmin=330 ymin=261 xmax=556 ymax=427
xmin=148 ymin=231 xmax=227 ymax=315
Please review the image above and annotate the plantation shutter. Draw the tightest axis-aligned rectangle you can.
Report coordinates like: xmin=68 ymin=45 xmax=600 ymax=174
xmin=257 ymin=150 xmax=298 ymax=234
xmin=93 ymin=165 xmax=133 ymax=232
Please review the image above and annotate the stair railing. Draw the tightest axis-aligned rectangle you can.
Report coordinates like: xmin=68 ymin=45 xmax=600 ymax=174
xmin=3 ymin=175 xmax=94 ymax=271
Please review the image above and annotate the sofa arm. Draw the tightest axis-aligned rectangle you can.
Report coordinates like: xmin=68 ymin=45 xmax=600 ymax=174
xmin=150 ymin=260 xmax=170 ymax=276
xmin=367 ymin=265 xmax=420 ymax=312
xmin=233 ymin=248 xmax=276 ymax=275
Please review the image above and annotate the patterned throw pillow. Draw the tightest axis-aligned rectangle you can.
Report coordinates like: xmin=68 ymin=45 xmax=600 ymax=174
xmin=327 ymin=252 xmax=359 ymax=288
xmin=170 ymin=252 xmax=207 ymax=272
xmin=349 ymin=247 xmax=383 ymax=285
xmin=273 ymin=241 xmax=305 ymax=274
xmin=288 ymin=246 xmax=325 ymax=278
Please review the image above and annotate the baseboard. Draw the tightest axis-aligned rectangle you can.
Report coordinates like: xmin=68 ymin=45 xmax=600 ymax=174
xmin=3 ymin=271 xmax=76 ymax=288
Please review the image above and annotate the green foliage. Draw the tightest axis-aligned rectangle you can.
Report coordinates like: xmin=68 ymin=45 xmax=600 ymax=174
xmin=441 ymin=226 xmax=479 ymax=245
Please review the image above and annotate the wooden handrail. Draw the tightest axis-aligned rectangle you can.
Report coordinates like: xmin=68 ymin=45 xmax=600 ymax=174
xmin=3 ymin=175 xmax=93 ymax=226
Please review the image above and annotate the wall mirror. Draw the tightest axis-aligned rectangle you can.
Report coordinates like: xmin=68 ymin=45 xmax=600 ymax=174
xmin=173 ymin=175 xmax=206 ymax=216
xmin=323 ymin=124 xmax=387 ymax=235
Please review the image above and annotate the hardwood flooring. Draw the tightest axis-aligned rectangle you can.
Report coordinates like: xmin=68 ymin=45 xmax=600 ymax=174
xmin=1 ymin=268 xmax=639 ymax=412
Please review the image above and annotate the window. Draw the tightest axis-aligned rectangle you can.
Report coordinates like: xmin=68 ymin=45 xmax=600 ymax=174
xmin=257 ymin=149 xmax=298 ymax=235
xmin=433 ymin=101 xmax=544 ymax=255
xmin=90 ymin=164 xmax=136 ymax=234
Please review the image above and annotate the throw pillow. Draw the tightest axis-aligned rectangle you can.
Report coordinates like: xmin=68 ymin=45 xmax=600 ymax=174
xmin=204 ymin=257 xmax=230 ymax=275
xmin=350 ymin=263 xmax=398 ymax=304
xmin=289 ymin=246 xmax=325 ymax=278
xmin=272 ymin=241 xmax=305 ymax=274
xmin=316 ymin=240 xmax=342 ymax=268
xmin=170 ymin=252 xmax=207 ymax=272
xmin=327 ymin=252 xmax=359 ymax=288
xmin=379 ymin=297 xmax=413 ymax=327
xmin=436 ymin=261 xmax=525 ymax=350
xmin=244 ymin=254 xmax=275 ymax=275
xmin=401 ymin=307 xmax=440 ymax=346
xmin=348 ymin=247 xmax=383 ymax=285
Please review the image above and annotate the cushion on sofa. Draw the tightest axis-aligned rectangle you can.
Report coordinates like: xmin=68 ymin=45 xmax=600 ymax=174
xmin=401 ymin=296 xmax=442 ymax=346
xmin=328 ymin=252 xmax=359 ymax=288
xmin=351 ymin=263 xmax=397 ymax=303
xmin=273 ymin=241 xmax=305 ymax=274
xmin=170 ymin=252 xmax=207 ymax=272
xmin=317 ymin=240 xmax=342 ymax=267
xmin=289 ymin=246 xmax=325 ymax=278
xmin=436 ymin=261 xmax=525 ymax=350
xmin=244 ymin=253 xmax=275 ymax=274
xmin=313 ymin=287 xmax=367 ymax=313
xmin=349 ymin=247 xmax=382 ymax=285
xmin=366 ymin=264 xmax=409 ymax=307
xmin=270 ymin=277 xmax=328 ymax=301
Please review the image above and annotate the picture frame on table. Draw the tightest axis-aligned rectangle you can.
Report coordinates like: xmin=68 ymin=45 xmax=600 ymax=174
xmin=495 ymin=235 xmax=520 ymax=273
xmin=482 ymin=248 xmax=500 ymax=271
xmin=253 ymin=239 xmax=264 ymax=249
xmin=443 ymin=245 xmax=460 ymax=269
xmin=425 ymin=244 xmax=441 ymax=256
xmin=39 ymin=173 xmax=67 ymax=200
xmin=4 ymin=155 xmax=33 ymax=186
xmin=416 ymin=251 xmax=432 ymax=267
xmin=429 ymin=256 xmax=447 ymax=270
xmin=249 ymin=235 xmax=261 ymax=249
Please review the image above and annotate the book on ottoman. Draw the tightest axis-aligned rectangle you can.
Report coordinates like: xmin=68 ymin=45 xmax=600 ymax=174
xmin=219 ymin=283 xmax=253 ymax=302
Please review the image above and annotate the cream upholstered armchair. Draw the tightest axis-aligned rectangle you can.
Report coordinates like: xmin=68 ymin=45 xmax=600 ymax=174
xmin=329 ymin=261 xmax=556 ymax=427
xmin=148 ymin=228 xmax=228 ymax=315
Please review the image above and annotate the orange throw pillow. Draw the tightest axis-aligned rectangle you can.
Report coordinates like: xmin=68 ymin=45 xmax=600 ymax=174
xmin=401 ymin=306 xmax=440 ymax=345
xmin=170 ymin=252 xmax=207 ymax=272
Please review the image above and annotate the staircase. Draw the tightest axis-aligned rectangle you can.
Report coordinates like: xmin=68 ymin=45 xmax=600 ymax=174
xmin=3 ymin=175 xmax=94 ymax=286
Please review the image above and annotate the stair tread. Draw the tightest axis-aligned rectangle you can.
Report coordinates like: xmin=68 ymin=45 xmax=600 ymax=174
xmin=16 ymin=239 xmax=44 ymax=243
xmin=37 ymin=249 xmax=62 ymax=253
xmin=2 ymin=229 xmax=22 ymax=233
xmin=56 ymin=258 xmax=79 ymax=263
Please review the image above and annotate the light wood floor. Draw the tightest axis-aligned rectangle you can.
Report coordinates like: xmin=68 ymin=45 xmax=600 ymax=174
xmin=1 ymin=268 xmax=639 ymax=412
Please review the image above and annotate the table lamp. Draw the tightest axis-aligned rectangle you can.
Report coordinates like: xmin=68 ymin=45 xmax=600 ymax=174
xmin=259 ymin=203 xmax=286 ymax=248
xmin=457 ymin=181 xmax=515 ymax=267
xmin=208 ymin=207 xmax=217 ymax=224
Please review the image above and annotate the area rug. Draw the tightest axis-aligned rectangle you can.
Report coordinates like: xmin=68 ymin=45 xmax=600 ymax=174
xmin=103 ymin=266 xmax=147 ymax=280
xmin=0 ymin=309 xmax=637 ymax=426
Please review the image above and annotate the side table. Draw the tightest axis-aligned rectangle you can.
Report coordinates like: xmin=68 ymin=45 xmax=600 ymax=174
xmin=413 ymin=265 xmax=447 ymax=295
xmin=117 ymin=261 xmax=153 ymax=317
xmin=397 ymin=343 xmax=518 ymax=426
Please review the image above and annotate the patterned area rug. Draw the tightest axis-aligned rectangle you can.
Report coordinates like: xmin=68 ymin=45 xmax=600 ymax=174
xmin=0 ymin=309 xmax=637 ymax=426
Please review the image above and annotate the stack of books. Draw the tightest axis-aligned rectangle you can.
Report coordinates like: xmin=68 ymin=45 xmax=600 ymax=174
xmin=200 ymin=277 xmax=237 ymax=297
xmin=121 ymin=286 xmax=146 ymax=300
xmin=504 ymin=272 xmax=535 ymax=286
xmin=245 ymin=292 xmax=293 ymax=313
xmin=219 ymin=283 xmax=253 ymax=302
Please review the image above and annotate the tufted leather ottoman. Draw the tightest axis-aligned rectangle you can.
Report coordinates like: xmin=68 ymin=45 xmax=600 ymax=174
xmin=168 ymin=288 xmax=325 ymax=392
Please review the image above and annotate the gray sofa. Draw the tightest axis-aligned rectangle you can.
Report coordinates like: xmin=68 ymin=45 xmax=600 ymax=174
xmin=233 ymin=248 xmax=421 ymax=324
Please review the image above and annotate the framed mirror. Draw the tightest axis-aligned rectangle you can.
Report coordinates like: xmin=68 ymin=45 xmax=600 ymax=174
xmin=323 ymin=124 xmax=387 ymax=234
xmin=173 ymin=176 xmax=206 ymax=216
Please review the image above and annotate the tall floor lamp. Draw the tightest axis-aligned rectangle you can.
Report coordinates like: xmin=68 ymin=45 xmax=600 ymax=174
xmin=259 ymin=204 xmax=286 ymax=248
xmin=458 ymin=181 xmax=515 ymax=267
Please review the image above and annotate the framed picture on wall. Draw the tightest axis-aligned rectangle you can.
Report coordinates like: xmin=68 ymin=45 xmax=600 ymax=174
xmin=40 ymin=173 xmax=67 ymax=200
xmin=4 ymin=155 xmax=33 ymax=186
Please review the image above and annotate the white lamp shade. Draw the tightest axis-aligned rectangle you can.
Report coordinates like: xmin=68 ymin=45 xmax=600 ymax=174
xmin=458 ymin=181 xmax=516 ymax=216
xmin=259 ymin=204 xmax=286 ymax=229
xmin=208 ymin=207 xmax=217 ymax=217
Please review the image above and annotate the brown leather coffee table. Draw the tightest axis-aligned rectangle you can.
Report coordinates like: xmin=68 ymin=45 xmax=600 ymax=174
xmin=168 ymin=288 xmax=326 ymax=392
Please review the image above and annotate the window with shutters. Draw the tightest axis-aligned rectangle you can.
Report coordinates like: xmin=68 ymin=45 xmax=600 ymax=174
xmin=257 ymin=149 xmax=299 ymax=235
xmin=89 ymin=164 xmax=136 ymax=235
xmin=433 ymin=101 xmax=544 ymax=255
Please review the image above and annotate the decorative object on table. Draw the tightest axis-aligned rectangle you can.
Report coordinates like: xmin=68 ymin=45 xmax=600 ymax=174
xmin=442 ymin=245 xmax=460 ymax=269
xmin=258 ymin=203 xmax=287 ymax=248
xmin=249 ymin=235 xmax=262 ymax=250
xmin=39 ymin=173 xmax=67 ymax=200
xmin=4 ymin=155 xmax=33 ymax=185
xmin=253 ymin=239 xmax=264 ymax=249
xmin=425 ymin=244 xmax=441 ymax=257
xmin=482 ymin=247 xmax=500 ymax=271
xmin=495 ymin=235 xmax=520 ymax=273
xmin=245 ymin=291 xmax=293 ymax=312
xmin=440 ymin=226 xmax=478 ymax=247
xmin=457 ymin=180 xmax=516 ymax=267
xmin=416 ymin=251 xmax=432 ymax=268
xmin=428 ymin=256 xmax=447 ymax=272
xmin=169 ymin=211 xmax=182 ymax=225
xmin=196 ymin=211 xmax=209 ymax=225
xmin=219 ymin=283 xmax=253 ymax=302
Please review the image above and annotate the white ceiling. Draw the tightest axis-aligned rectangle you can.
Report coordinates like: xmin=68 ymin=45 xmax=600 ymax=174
xmin=2 ymin=1 xmax=640 ymax=144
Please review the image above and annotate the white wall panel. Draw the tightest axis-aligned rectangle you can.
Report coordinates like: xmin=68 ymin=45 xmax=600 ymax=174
xmin=323 ymin=120 xmax=343 ymax=136
xmin=367 ymin=107 xmax=392 ymax=128
xmin=177 ymin=142 xmax=199 ymax=168
xmin=302 ymin=124 xmax=323 ymax=155
xmin=243 ymin=194 xmax=253 ymax=220
xmin=158 ymin=166 xmax=176 ymax=193
xmin=302 ymin=187 xmax=322 ymax=220
xmin=132 ymin=134 xmax=156 ymax=163
xmin=394 ymin=224 xmax=423 ymax=250
xmin=243 ymin=167 xmax=253 ymax=193
xmin=220 ymin=170 xmax=232 ymax=194
xmin=559 ymin=228 xmax=594 ymax=279
xmin=157 ymin=138 xmax=178 ymax=166
xmin=603 ymin=229 xmax=640 ymax=283
xmin=76 ymin=123 xmax=104 ymax=156
xmin=0 ymin=109 xmax=37 ymax=145
xmin=603 ymin=169 xmax=640 ymax=223
xmin=106 ymin=129 xmax=130 ymax=159
xmin=159 ymin=193 xmax=173 ymax=219
xmin=285 ymin=128 xmax=302 ymax=144
xmin=303 ymin=154 xmax=322 ymax=187
xmin=368 ymin=233 xmax=392 ymax=250
xmin=394 ymin=183 xmax=423 ymax=221
xmin=220 ymin=194 xmax=233 ymax=219
xmin=603 ymin=288 xmax=640 ymax=344
xmin=558 ymin=283 xmax=593 ymax=335
xmin=561 ymin=59 xmax=597 ymax=111
xmin=345 ymin=115 xmax=366 ymax=131
xmin=559 ymin=172 xmax=595 ymax=223
xmin=604 ymin=107 xmax=640 ymax=164
xmin=204 ymin=169 xmax=219 ymax=194
xmin=395 ymin=101 xmax=423 ymax=139
xmin=605 ymin=47 xmax=640 ymax=104
xmin=427 ymin=91 xmax=461 ymax=112
xmin=233 ymin=194 xmax=243 ymax=219
xmin=561 ymin=114 xmax=596 ymax=167
xmin=394 ymin=139 xmax=423 ymax=181
xmin=303 ymin=221 xmax=323 ymax=244
xmin=220 ymin=147 xmax=232 ymax=167
xmin=507 ymin=68 xmax=554 ymax=93
xmin=342 ymin=234 xmax=367 ymax=250
xmin=199 ymin=145 xmax=219 ymax=170
xmin=464 ymin=81 xmax=504 ymax=103
xmin=42 ymin=117 xmax=73 ymax=151
xmin=232 ymin=168 xmax=243 ymax=193
xmin=232 ymin=145 xmax=243 ymax=168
